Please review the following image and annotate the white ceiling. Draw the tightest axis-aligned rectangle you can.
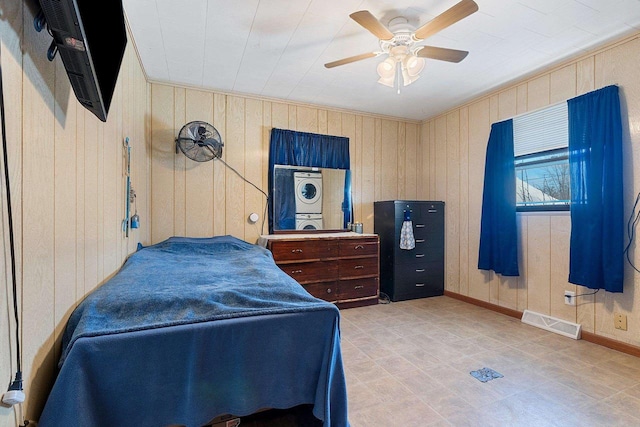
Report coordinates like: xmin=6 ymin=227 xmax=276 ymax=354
xmin=122 ymin=0 xmax=640 ymax=121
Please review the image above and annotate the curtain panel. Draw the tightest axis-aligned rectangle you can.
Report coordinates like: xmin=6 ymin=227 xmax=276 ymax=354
xmin=478 ymin=119 xmax=520 ymax=276
xmin=268 ymin=128 xmax=350 ymax=169
xmin=568 ymin=85 xmax=624 ymax=292
xmin=268 ymin=128 xmax=351 ymax=233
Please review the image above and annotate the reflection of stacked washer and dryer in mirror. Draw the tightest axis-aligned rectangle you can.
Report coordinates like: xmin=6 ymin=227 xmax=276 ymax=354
xmin=294 ymin=171 xmax=323 ymax=230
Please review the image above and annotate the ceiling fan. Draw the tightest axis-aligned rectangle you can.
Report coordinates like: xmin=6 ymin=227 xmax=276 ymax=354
xmin=325 ymin=0 xmax=478 ymax=89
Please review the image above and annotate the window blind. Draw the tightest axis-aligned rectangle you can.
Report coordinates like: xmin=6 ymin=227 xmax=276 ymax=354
xmin=513 ymin=102 xmax=568 ymax=157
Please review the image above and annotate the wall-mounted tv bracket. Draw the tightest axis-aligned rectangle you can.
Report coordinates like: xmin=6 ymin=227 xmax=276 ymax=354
xmin=33 ymin=7 xmax=59 ymax=61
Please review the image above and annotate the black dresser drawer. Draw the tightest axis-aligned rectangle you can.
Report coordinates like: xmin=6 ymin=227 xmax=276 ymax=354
xmin=394 ymin=243 xmax=442 ymax=265
xmin=394 ymin=261 xmax=443 ymax=286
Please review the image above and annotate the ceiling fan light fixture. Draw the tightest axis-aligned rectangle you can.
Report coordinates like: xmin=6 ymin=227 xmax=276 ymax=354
xmin=376 ymin=57 xmax=396 ymax=78
xmin=377 ymin=75 xmax=395 ymax=87
xmin=401 ymin=67 xmax=420 ymax=86
xmin=327 ymin=1 xmax=478 ymax=90
xmin=404 ymin=55 xmax=425 ymax=77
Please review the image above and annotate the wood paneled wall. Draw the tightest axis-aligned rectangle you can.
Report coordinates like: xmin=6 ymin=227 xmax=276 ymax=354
xmin=0 ymin=4 xmax=149 ymax=425
xmin=5 ymin=2 xmax=640 ymax=425
xmin=423 ymin=33 xmax=640 ymax=346
xmin=150 ymin=84 xmax=423 ymax=245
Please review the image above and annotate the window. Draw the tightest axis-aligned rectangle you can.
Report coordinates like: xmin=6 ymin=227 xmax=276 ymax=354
xmin=513 ymin=102 xmax=570 ymax=211
xmin=515 ymin=148 xmax=570 ymax=210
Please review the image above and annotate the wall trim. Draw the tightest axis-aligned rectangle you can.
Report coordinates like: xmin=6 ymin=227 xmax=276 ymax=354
xmin=147 ymin=81 xmax=422 ymax=125
xmin=423 ymin=30 xmax=640 ymax=123
xmin=444 ymin=290 xmax=640 ymax=359
xmin=580 ymin=331 xmax=640 ymax=358
xmin=444 ymin=290 xmax=522 ymax=319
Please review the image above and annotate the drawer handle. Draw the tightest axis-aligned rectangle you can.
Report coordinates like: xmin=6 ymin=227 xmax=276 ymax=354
xmin=291 ymin=249 xmax=303 ymax=253
xmin=354 ymin=244 xmax=364 ymax=249
xmin=416 ymin=269 xmax=425 ymax=273
xmin=354 ymin=285 xmax=364 ymax=289
xmin=415 ymin=283 xmax=425 ymax=287
xmin=291 ymin=269 xmax=303 ymax=274
xmin=326 ymin=288 xmax=332 ymax=294
xmin=415 ymin=254 xmax=425 ymax=258
xmin=428 ymin=209 xmax=437 ymax=213
xmin=354 ymin=265 xmax=364 ymax=269
xmin=415 ymin=224 xmax=425 ymax=228
xmin=416 ymin=239 xmax=425 ymax=243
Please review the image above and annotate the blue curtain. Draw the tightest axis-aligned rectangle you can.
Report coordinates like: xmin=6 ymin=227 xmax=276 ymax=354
xmin=342 ymin=170 xmax=352 ymax=228
xmin=478 ymin=119 xmax=519 ymax=276
xmin=268 ymin=128 xmax=351 ymax=233
xmin=273 ymin=167 xmax=296 ymax=230
xmin=568 ymin=85 xmax=624 ymax=292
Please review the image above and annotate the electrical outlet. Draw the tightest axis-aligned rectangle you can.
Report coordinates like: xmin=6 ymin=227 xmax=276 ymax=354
xmin=564 ymin=290 xmax=576 ymax=306
xmin=615 ymin=313 xmax=628 ymax=331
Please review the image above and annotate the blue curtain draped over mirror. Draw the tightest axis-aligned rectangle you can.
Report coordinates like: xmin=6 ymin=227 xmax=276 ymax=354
xmin=273 ymin=167 xmax=296 ymax=230
xmin=478 ymin=119 xmax=520 ymax=276
xmin=567 ymin=85 xmax=624 ymax=292
xmin=343 ymin=170 xmax=352 ymax=227
xmin=268 ymin=128 xmax=351 ymax=233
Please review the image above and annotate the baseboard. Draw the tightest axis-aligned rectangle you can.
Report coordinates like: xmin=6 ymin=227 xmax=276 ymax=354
xmin=443 ymin=290 xmax=522 ymax=319
xmin=580 ymin=331 xmax=640 ymax=358
xmin=443 ymin=290 xmax=640 ymax=359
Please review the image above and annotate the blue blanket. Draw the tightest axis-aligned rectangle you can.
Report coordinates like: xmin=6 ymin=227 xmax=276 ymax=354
xmin=40 ymin=236 xmax=349 ymax=427
xmin=60 ymin=235 xmax=331 ymax=366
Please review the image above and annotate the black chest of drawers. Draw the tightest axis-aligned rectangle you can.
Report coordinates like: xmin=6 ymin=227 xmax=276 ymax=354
xmin=374 ymin=200 xmax=444 ymax=302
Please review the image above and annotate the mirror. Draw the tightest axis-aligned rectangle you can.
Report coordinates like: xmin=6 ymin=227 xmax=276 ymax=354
xmin=272 ymin=165 xmax=350 ymax=232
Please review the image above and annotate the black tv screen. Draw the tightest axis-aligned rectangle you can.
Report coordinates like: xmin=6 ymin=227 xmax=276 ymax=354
xmin=38 ymin=0 xmax=127 ymax=122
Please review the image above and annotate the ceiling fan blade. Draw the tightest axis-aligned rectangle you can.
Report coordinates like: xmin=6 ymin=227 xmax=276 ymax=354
xmin=413 ymin=0 xmax=478 ymax=40
xmin=324 ymin=52 xmax=378 ymax=68
xmin=416 ymin=46 xmax=469 ymax=62
xmin=349 ymin=10 xmax=394 ymax=41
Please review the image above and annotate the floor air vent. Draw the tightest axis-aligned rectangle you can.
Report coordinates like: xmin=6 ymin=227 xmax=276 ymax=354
xmin=521 ymin=310 xmax=581 ymax=340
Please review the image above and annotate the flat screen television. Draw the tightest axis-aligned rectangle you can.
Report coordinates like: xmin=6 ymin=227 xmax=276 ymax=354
xmin=37 ymin=0 xmax=127 ymax=122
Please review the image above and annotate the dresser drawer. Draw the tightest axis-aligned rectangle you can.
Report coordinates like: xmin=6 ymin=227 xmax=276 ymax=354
xmin=393 ymin=261 xmax=444 ymax=293
xmin=338 ymin=257 xmax=378 ymax=279
xmin=338 ymin=277 xmax=378 ymax=300
xmin=339 ymin=238 xmax=378 ymax=257
xmin=303 ymin=281 xmax=339 ymax=302
xmin=278 ymin=261 xmax=337 ymax=284
xmin=269 ymin=239 xmax=337 ymax=262
xmin=394 ymin=242 xmax=443 ymax=265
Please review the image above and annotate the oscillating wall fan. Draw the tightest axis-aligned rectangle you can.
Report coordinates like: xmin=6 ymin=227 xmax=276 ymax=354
xmin=175 ymin=121 xmax=223 ymax=162
xmin=325 ymin=0 xmax=478 ymax=86
xmin=174 ymin=119 xmax=270 ymax=232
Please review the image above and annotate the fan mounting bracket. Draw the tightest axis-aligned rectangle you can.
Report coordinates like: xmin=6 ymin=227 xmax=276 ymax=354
xmin=378 ymin=17 xmax=419 ymax=54
xmin=387 ymin=16 xmax=412 ymax=34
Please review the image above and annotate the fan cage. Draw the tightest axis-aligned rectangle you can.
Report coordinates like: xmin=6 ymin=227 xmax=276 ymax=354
xmin=176 ymin=121 xmax=223 ymax=162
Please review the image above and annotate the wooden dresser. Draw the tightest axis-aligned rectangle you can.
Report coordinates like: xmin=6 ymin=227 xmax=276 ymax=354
xmin=259 ymin=232 xmax=379 ymax=309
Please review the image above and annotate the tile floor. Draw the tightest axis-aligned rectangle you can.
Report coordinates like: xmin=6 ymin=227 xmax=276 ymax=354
xmin=339 ymin=296 xmax=640 ymax=427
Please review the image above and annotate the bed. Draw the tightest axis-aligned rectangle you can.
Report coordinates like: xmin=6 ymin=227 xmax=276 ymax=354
xmin=38 ymin=235 xmax=349 ymax=427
